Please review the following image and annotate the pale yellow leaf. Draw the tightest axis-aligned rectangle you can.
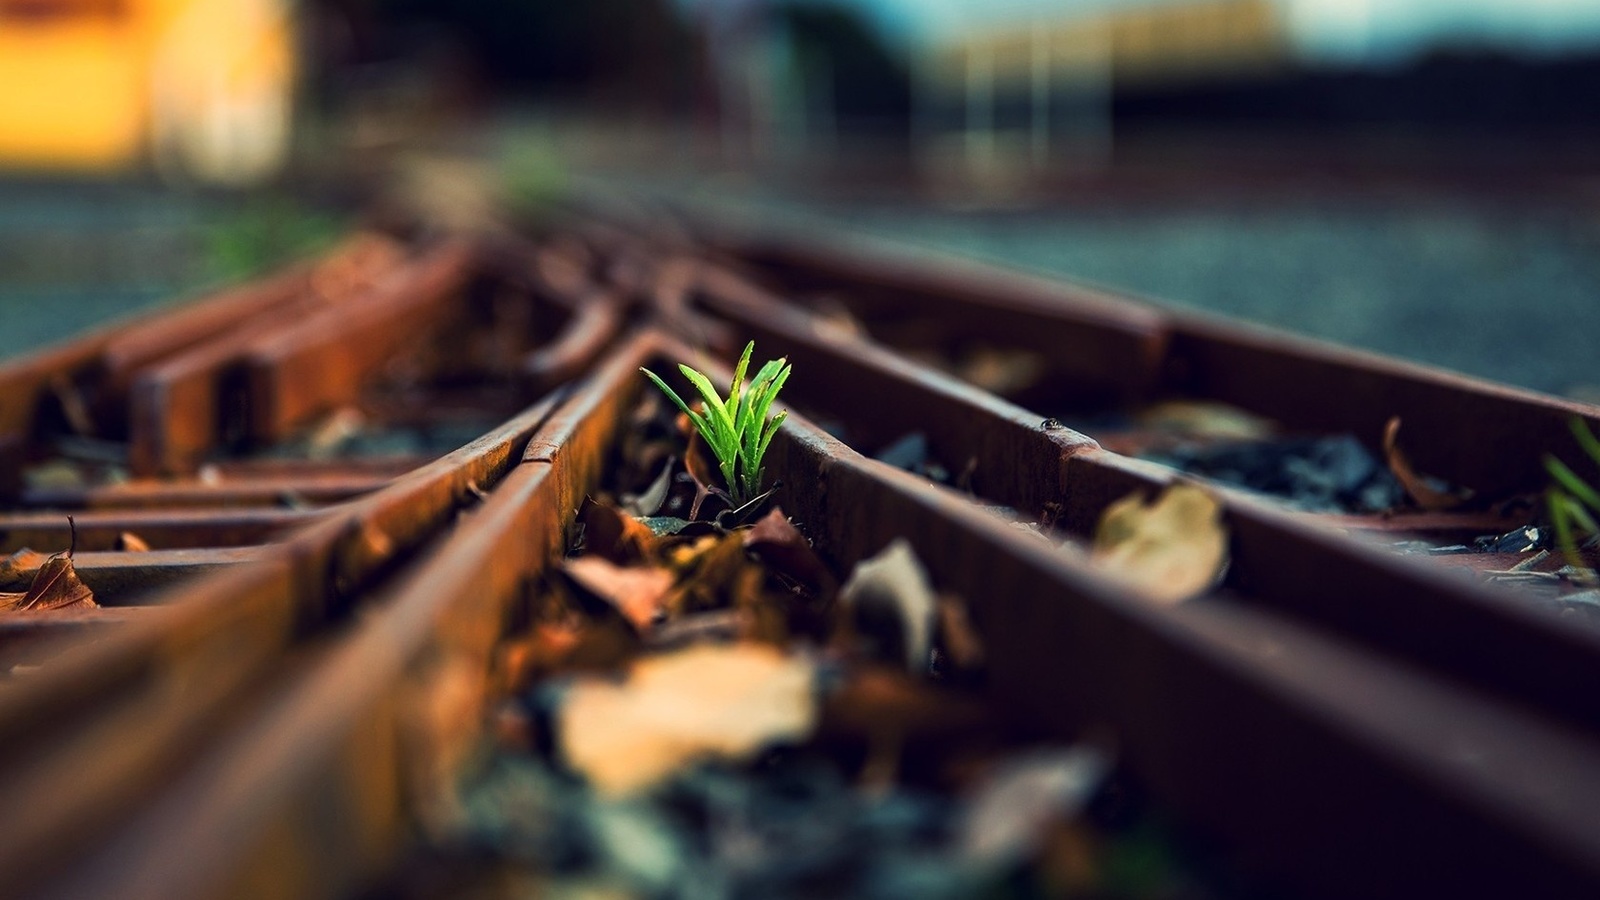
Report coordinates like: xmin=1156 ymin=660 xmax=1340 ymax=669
xmin=1090 ymin=484 xmax=1227 ymax=605
xmin=559 ymin=643 xmax=815 ymax=797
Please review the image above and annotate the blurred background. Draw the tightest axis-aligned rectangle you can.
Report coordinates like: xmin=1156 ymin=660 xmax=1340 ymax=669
xmin=2 ymin=0 xmax=1598 ymax=395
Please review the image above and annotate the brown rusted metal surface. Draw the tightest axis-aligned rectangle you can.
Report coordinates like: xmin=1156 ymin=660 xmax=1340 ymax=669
xmin=783 ymin=433 xmax=1600 ymax=899
xmin=676 ymin=263 xmax=1100 ymax=518
xmin=519 ymin=291 xmax=625 ymax=393
xmin=0 ymin=386 xmax=570 ymax=898
xmin=0 ymin=607 xmax=157 ymax=668
xmin=687 ymin=219 xmax=1600 ymax=503
xmin=100 ymin=234 xmax=405 ymax=389
xmin=18 ymin=472 xmax=389 ymax=510
xmin=688 ymin=219 xmax=1169 ymax=411
xmin=242 ymin=240 xmax=477 ymax=444
xmin=209 ymin=456 xmax=431 ymax=480
xmin=669 ymin=264 xmax=1600 ymax=729
xmin=1160 ymin=315 xmax=1600 ymax=500
xmin=0 ymin=508 xmax=315 ymax=553
xmin=0 ymin=547 xmax=260 ymax=601
xmin=4 ymin=217 xmax=1600 ymax=900
xmin=109 ymin=237 xmax=409 ymax=478
xmin=0 ymin=233 xmax=625 ymax=897
xmin=49 ymin=328 xmax=1600 ymax=900
xmin=0 ymin=235 xmax=391 ymax=449
xmin=40 ymin=336 xmax=657 ymax=900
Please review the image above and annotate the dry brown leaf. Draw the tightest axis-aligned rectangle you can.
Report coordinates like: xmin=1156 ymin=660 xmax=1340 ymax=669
xmin=500 ymin=620 xmax=582 ymax=689
xmin=677 ymin=533 xmax=752 ymax=612
xmin=1090 ymin=484 xmax=1227 ymax=605
xmin=743 ymin=508 xmax=835 ymax=594
xmin=623 ymin=455 xmax=676 ymax=517
xmin=4 ymin=553 xmax=97 ymax=613
xmin=501 ymin=613 xmax=640 ymax=691
xmin=1383 ymin=416 xmax=1472 ymax=511
xmin=732 ymin=564 xmax=789 ymax=645
xmin=815 ymin=664 xmax=994 ymax=787
xmin=579 ymin=499 xmax=658 ymax=565
xmin=558 ymin=643 xmax=816 ymax=796
xmin=562 ymin=557 xmax=675 ymax=632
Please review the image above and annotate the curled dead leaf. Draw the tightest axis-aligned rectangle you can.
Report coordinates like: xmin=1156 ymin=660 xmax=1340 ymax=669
xmin=837 ymin=539 xmax=937 ymax=673
xmin=3 ymin=553 xmax=97 ymax=613
xmin=1383 ymin=417 xmax=1473 ymax=511
xmin=742 ymin=508 xmax=835 ymax=594
xmin=675 ymin=533 xmax=750 ymax=605
xmin=579 ymin=499 xmax=659 ymax=565
xmin=562 ymin=557 xmax=675 ymax=632
xmin=3 ymin=518 xmax=97 ymax=613
xmin=501 ymin=607 xmax=641 ymax=692
xmin=558 ymin=643 xmax=816 ymax=796
xmin=623 ymin=455 xmax=676 ymax=517
xmin=816 ymin=664 xmax=993 ymax=788
xmin=1090 ymin=484 xmax=1227 ymax=605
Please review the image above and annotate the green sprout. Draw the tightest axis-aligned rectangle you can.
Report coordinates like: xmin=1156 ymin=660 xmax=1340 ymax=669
xmin=1544 ymin=417 xmax=1600 ymax=578
xmin=641 ymin=342 xmax=791 ymax=508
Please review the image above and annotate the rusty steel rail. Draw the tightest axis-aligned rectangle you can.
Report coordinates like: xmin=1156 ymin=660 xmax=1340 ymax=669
xmin=3 ymin=216 xmax=1600 ymax=899
xmin=17 ymin=471 xmax=396 ymax=510
xmin=673 ymin=261 xmax=1600 ymax=729
xmin=0 ymin=234 xmax=403 ymax=492
xmin=681 ymin=217 xmax=1600 ymax=501
xmin=0 ymin=229 xmax=628 ymax=898
xmin=621 ymin=218 xmax=1600 ymax=609
xmin=128 ymin=236 xmax=409 ymax=476
xmin=34 ymin=329 xmax=1600 ymax=900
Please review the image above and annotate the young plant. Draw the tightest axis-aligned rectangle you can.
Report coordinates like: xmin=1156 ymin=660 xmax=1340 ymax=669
xmin=1545 ymin=416 xmax=1600 ymax=578
xmin=641 ymin=342 xmax=791 ymax=508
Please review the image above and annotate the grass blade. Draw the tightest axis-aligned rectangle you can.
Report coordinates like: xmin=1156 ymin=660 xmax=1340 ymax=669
xmin=1571 ymin=417 xmax=1600 ymax=469
xmin=641 ymin=368 xmax=709 ymax=438
xmin=679 ymin=365 xmax=737 ymax=444
xmin=1545 ymin=455 xmax=1600 ymax=511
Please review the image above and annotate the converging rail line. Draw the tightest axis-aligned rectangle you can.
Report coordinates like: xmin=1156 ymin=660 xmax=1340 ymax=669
xmin=2 ymin=208 xmax=1599 ymax=898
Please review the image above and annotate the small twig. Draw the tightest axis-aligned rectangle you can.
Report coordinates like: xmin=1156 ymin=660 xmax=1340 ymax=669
xmin=1509 ymin=549 xmax=1550 ymax=572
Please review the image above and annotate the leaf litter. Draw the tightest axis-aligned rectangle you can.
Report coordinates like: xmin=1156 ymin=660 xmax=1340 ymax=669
xmin=393 ymin=393 xmax=1249 ymax=899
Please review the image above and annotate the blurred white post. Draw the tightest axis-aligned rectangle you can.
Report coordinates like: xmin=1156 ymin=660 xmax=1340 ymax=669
xmin=1070 ymin=21 xmax=1113 ymax=170
xmin=812 ymin=48 xmax=837 ymax=161
xmin=1031 ymin=23 xmax=1051 ymax=168
xmin=964 ymin=43 xmax=994 ymax=174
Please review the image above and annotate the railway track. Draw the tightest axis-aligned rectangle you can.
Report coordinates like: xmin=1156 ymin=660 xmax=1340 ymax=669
xmin=3 ymin=210 xmax=1600 ymax=898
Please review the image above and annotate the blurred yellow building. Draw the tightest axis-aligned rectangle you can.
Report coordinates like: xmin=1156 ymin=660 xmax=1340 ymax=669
xmin=0 ymin=0 xmax=295 ymax=184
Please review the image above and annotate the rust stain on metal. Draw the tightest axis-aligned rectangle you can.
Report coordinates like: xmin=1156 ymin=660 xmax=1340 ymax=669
xmin=2 ymin=220 xmax=1600 ymax=900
